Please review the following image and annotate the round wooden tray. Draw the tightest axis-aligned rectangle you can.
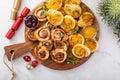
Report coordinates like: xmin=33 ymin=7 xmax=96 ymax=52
xmin=25 ymin=0 xmax=99 ymax=70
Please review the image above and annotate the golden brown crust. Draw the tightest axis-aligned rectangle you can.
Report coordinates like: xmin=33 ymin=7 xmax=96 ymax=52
xmin=78 ymin=12 xmax=94 ymax=27
xmin=47 ymin=0 xmax=62 ymax=10
xmin=54 ymin=41 xmax=68 ymax=50
xmin=34 ymin=46 xmax=49 ymax=61
xmin=34 ymin=26 xmax=50 ymax=41
xmin=25 ymin=28 xmax=37 ymax=41
xmin=34 ymin=7 xmax=47 ymax=21
xmin=39 ymin=40 xmax=53 ymax=50
xmin=51 ymin=28 xmax=68 ymax=41
xmin=51 ymin=49 xmax=67 ymax=63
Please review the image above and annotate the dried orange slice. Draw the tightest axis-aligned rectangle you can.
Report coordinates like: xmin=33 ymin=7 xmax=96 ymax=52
xmin=84 ymin=39 xmax=98 ymax=53
xmin=83 ymin=26 xmax=96 ymax=39
xmin=69 ymin=34 xmax=84 ymax=46
xmin=72 ymin=44 xmax=90 ymax=58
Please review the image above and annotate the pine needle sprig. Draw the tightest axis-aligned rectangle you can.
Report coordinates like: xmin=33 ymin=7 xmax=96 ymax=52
xmin=98 ymin=0 xmax=120 ymax=41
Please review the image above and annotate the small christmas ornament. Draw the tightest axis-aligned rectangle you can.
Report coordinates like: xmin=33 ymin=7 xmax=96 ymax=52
xmin=98 ymin=0 xmax=120 ymax=42
xmin=26 ymin=64 xmax=34 ymax=70
xmin=23 ymin=55 xmax=31 ymax=62
xmin=32 ymin=60 xmax=39 ymax=68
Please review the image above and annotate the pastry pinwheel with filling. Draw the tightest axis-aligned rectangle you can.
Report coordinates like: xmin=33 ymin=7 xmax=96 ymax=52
xmin=51 ymin=49 xmax=67 ymax=63
xmin=34 ymin=26 xmax=50 ymax=41
xmin=34 ymin=7 xmax=47 ymax=21
xmin=25 ymin=29 xmax=37 ymax=41
xmin=51 ymin=28 xmax=68 ymax=41
xmin=54 ymin=41 xmax=68 ymax=50
xmin=34 ymin=46 xmax=49 ymax=61
xmin=39 ymin=40 xmax=53 ymax=50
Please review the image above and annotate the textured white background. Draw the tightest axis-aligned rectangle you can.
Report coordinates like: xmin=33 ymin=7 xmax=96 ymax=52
xmin=0 ymin=0 xmax=120 ymax=80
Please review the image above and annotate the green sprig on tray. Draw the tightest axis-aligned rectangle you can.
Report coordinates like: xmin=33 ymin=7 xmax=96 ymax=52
xmin=98 ymin=0 xmax=120 ymax=42
xmin=66 ymin=54 xmax=79 ymax=64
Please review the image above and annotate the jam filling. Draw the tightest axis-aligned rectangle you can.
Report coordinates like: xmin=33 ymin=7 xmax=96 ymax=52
xmin=54 ymin=30 xmax=64 ymax=39
xmin=55 ymin=42 xmax=64 ymax=49
xmin=25 ymin=15 xmax=38 ymax=29
xmin=43 ymin=42 xmax=51 ymax=48
xmin=38 ymin=50 xmax=46 ymax=58
xmin=53 ymin=52 xmax=64 ymax=61
xmin=39 ymin=29 xmax=48 ymax=39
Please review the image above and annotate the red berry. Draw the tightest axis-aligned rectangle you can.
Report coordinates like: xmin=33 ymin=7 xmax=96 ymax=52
xmin=32 ymin=60 xmax=39 ymax=67
xmin=23 ymin=56 xmax=31 ymax=62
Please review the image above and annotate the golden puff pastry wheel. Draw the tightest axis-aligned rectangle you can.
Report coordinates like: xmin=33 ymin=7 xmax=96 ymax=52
xmin=64 ymin=4 xmax=82 ymax=18
xmin=83 ymin=26 xmax=96 ymax=39
xmin=60 ymin=15 xmax=76 ymax=32
xmin=34 ymin=46 xmax=49 ymax=61
xmin=39 ymin=40 xmax=53 ymax=50
xmin=51 ymin=49 xmax=67 ymax=63
xmin=47 ymin=9 xmax=63 ymax=26
xmin=25 ymin=29 xmax=37 ymax=41
xmin=69 ymin=34 xmax=84 ymax=46
xmin=72 ymin=44 xmax=90 ymax=58
xmin=64 ymin=0 xmax=81 ymax=5
xmin=34 ymin=26 xmax=50 ymax=41
xmin=54 ymin=41 xmax=68 ymax=50
xmin=51 ymin=28 xmax=68 ymax=41
xmin=34 ymin=7 xmax=47 ymax=21
xmin=47 ymin=0 xmax=62 ymax=10
xmin=78 ymin=12 xmax=94 ymax=27
xmin=84 ymin=39 xmax=98 ymax=53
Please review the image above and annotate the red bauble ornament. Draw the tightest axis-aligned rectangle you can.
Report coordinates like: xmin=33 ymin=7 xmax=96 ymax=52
xmin=32 ymin=60 xmax=39 ymax=67
xmin=23 ymin=55 xmax=31 ymax=62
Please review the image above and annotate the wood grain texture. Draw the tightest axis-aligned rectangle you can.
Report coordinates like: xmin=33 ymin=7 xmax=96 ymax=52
xmin=4 ymin=41 xmax=33 ymax=60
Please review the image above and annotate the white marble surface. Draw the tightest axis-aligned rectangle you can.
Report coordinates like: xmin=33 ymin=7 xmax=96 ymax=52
xmin=0 ymin=0 xmax=120 ymax=80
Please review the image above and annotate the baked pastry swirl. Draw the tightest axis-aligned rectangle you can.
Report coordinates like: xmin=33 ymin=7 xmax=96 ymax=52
xmin=39 ymin=40 xmax=53 ymax=50
xmin=60 ymin=15 xmax=76 ymax=32
xmin=34 ymin=26 xmax=50 ymax=41
xmin=54 ymin=41 xmax=68 ymax=50
xmin=47 ymin=9 xmax=63 ymax=26
xmin=51 ymin=28 xmax=68 ymax=41
xmin=34 ymin=7 xmax=47 ymax=21
xmin=64 ymin=0 xmax=81 ymax=5
xmin=78 ymin=12 xmax=94 ymax=27
xmin=25 ymin=28 xmax=37 ymax=41
xmin=47 ymin=0 xmax=62 ymax=10
xmin=34 ymin=46 xmax=49 ymax=61
xmin=51 ymin=49 xmax=67 ymax=63
xmin=64 ymin=4 xmax=82 ymax=18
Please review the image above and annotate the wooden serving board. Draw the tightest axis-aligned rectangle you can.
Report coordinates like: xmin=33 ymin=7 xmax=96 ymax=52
xmin=25 ymin=0 xmax=99 ymax=70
